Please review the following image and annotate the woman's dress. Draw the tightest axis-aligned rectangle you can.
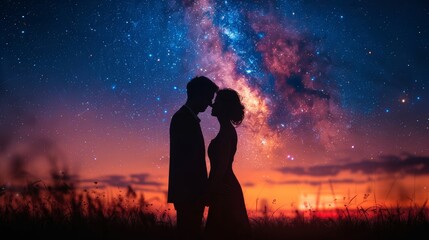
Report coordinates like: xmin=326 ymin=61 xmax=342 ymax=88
xmin=204 ymin=129 xmax=251 ymax=239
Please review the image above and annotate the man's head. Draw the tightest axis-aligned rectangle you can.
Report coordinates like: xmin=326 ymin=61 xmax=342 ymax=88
xmin=186 ymin=76 xmax=219 ymax=113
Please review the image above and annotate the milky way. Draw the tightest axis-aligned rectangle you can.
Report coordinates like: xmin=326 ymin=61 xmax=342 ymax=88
xmin=182 ymin=0 xmax=350 ymax=162
xmin=1 ymin=0 xmax=428 ymax=174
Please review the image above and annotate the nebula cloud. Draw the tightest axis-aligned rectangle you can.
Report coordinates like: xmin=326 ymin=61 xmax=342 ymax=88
xmin=182 ymin=0 xmax=350 ymax=158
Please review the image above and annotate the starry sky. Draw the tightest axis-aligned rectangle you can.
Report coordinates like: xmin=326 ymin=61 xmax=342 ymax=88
xmin=1 ymin=0 xmax=428 ymax=211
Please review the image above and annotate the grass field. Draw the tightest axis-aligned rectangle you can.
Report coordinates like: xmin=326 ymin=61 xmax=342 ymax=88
xmin=1 ymin=177 xmax=428 ymax=240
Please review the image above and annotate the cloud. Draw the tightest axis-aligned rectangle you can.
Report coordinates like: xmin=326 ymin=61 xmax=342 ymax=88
xmin=276 ymin=154 xmax=429 ymax=177
xmin=265 ymin=178 xmax=368 ymax=186
xmin=80 ymin=173 xmax=163 ymax=190
xmin=129 ymin=173 xmax=164 ymax=187
xmin=243 ymin=181 xmax=256 ymax=187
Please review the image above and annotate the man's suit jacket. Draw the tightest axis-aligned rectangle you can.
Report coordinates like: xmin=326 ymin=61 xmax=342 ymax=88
xmin=167 ymin=106 xmax=207 ymax=204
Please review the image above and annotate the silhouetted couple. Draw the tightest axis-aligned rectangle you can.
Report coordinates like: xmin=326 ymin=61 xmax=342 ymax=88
xmin=167 ymin=76 xmax=251 ymax=240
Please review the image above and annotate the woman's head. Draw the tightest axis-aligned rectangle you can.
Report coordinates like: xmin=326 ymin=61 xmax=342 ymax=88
xmin=211 ymin=88 xmax=245 ymax=126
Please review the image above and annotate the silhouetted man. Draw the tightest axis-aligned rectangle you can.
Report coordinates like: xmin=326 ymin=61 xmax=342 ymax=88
xmin=168 ymin=76 xmax=219 ymax=240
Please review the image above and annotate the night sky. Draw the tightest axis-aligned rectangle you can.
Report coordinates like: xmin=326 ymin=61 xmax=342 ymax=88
xmin=1 ymin=0 xmax=428 ymax=209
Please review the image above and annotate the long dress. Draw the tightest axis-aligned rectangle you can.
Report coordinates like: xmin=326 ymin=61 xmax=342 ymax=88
xmin=204 ymin=127 xmax=251 ymax=239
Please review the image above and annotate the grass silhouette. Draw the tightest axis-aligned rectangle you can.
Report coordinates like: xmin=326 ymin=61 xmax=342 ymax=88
xmin=1 ymin=162 xmax=428 ymax=239
xmin=1 ymin=178 xmax=428 ymax=239
xmin=0 ymin=180 xmax=176 ymax=239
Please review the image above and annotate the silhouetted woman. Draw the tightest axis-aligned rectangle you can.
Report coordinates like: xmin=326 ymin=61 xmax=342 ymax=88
xmin=204 ymin=88 xmax=251 ymax=240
